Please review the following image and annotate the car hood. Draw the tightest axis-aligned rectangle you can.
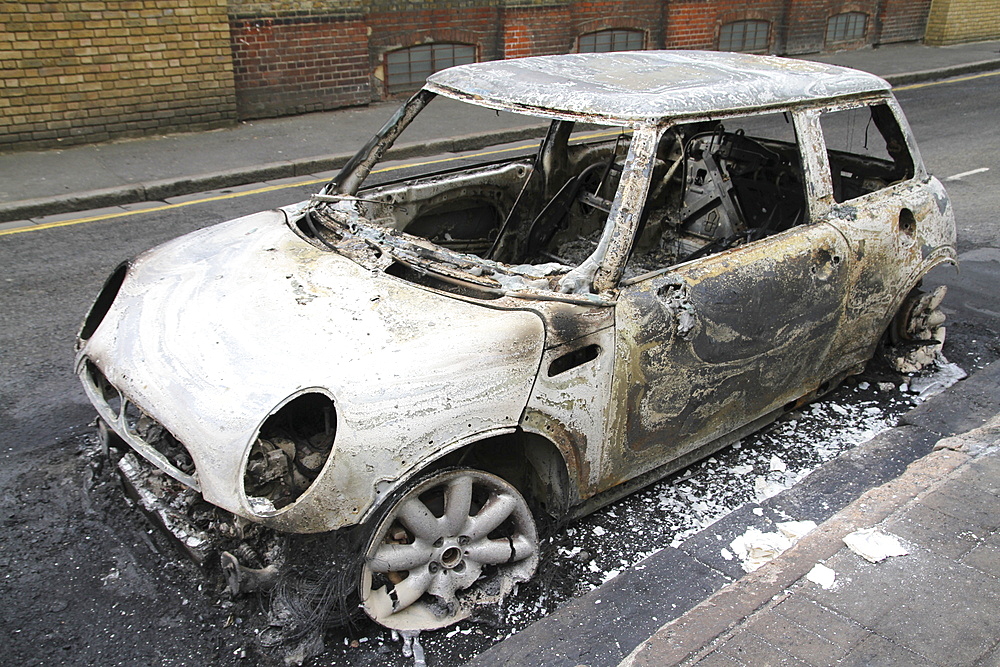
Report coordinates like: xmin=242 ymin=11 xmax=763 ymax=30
xmin=80 ymin=209 xmax=546 ymax=528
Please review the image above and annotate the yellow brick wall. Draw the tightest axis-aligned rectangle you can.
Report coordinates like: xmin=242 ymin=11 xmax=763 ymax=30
xmin=0 ymin=1 xmax=236 ymax=150
xmin=926 ymin=0 xmax=1000 ymax=45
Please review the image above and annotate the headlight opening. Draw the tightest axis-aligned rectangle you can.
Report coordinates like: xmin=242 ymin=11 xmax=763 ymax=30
xmin=243 ymin=392 xmax=337 ymax=513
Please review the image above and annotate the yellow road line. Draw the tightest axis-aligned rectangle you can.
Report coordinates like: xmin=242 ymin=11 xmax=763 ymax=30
xmin=0 ymin=130 xmax=624 ymax=237
xmin=894 ymin=69 xmax=1000 ymax=91
xmin=0 ymin=144 xmax=533 ymax=236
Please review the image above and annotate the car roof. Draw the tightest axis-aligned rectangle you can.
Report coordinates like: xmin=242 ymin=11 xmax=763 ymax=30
xmin=425 ymin=50 xmax=891 ymax=127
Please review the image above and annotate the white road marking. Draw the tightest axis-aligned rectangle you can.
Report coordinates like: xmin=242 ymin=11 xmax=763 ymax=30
xmin=946 ymin=167 xmax=990 ymax=181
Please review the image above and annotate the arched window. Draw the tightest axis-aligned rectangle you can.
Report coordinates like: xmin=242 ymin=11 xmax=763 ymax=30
xmin=578 ymin=28 xmax=645 ymax=53
xmin=385 ymin=43 xmax=476 ymax=95
xmin=826 ymin=12 xmax=868 ymax=44
xmin=718 ymin=20 xmax=770 ymax=52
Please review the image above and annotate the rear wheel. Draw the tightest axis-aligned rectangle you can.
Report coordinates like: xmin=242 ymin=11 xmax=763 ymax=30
xmin=886 ymin=285 xmax=947 ymax=373
xmin=360 ymin=468 xmax=539 ymax=630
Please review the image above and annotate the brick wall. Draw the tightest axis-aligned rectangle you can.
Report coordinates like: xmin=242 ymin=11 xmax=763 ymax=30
xmin=368 ymin=3 xmax=503 ymax=94
xmin=926 ymin=0 xmax=1000 ymax=45
xmin=879 ymin=0 xmax=932 ymax=44
xmin=1 ymin=0 xmax=236 ymax=150
xmin=665 ymin=0 xmax=785 ymax=51
xmin=227 ymin=0 xmax=942 ymax=120
xmin=231 ymin=13 xmax=371 ymax=118
xmin=500 ymin=1 xmax=664 ymax=59
xmin=785 ymin=1 xmax=872 ymax=54
xmin=2 ymin=1 xmax=943 ymax=150
xmin=229 ymin=0 xmax=671 ymax=117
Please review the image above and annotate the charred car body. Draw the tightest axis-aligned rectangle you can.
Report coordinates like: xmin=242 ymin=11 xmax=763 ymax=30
xmin=76 ymin=52 xmax=955 ymax=631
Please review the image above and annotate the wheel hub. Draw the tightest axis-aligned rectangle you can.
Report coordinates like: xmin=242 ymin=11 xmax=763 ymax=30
xmin=439 ymin=544 xmax=463 ymax=569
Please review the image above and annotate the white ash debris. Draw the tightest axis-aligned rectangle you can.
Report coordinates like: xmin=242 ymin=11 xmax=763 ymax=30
xmin=906 ymin=358 xmax=967 ymax=401
xmin=806 ymin=563 xmax=837 ymax=589
xmin=843 ymin=528 xmax=909 ymax=563
xmin=754 ymin=476 xmax=789 ymax=502
xmin=729 ymin=520 xmax=817 ymax=572
xmin=390 ymin=630 xmax=426 ymax=667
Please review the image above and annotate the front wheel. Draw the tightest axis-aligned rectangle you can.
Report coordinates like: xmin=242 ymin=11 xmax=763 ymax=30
xmin=360 ymin=468 xmax=539 ymax=631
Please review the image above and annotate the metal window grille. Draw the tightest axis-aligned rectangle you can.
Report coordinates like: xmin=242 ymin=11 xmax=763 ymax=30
xmin=718 ymin=20 xmax=770 ymax=52
xmin=826 ymin=12 xmax=867 ymax=44
xmin=385 ymin=43 xmax=476 ymax=95
xmin=578 ymin=29 xmax=645 ymax=53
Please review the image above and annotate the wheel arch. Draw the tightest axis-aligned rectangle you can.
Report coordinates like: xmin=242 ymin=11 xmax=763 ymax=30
xmin=369 ymin=430 xmax=577 ymax=525
xmin=883 ymin=251 xmax=955 ymax=336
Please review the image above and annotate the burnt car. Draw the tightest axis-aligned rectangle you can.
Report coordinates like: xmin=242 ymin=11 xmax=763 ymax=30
xmin=76 ymin=51 xmax=955 ymax=632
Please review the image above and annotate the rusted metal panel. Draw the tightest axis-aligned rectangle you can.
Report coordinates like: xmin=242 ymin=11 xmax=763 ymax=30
xmin=605 ymin=223 xmax=852 ymax=486
xmin=523 ymin=326 xmax=617 ymax=494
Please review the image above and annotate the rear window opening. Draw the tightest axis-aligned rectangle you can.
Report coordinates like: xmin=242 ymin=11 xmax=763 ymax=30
xmin=820 ymin=103 xmax=915 ymax=203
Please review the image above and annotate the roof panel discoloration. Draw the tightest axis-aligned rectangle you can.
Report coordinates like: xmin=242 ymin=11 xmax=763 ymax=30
xmin=426 ymin=51 xmax=890 ymax=126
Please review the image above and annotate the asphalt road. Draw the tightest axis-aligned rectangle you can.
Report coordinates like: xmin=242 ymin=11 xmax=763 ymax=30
xmin=2 ymin=73 xmax=999 ymax=456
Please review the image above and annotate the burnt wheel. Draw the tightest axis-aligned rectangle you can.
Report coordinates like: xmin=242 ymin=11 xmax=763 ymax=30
xmin=887 ymin=285 xmax=948 ymax=373
xmin=360 ymin=468 xmax=539 ymax=630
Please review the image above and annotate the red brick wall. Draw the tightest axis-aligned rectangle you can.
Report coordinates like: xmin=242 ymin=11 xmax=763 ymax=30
xmin=881 ymin=0 xmax=933 ymax=44
xmin=663 ymin=2 xmax=719 ymax=50
xmin=501 ymin=1 xmax=664 ymax=59
xmin=231 ymin=14 xmax=370 ymax=118
xmin=785 ymin=0 xmax=931 ymax=53
xmin=226 ymin=0 xmax=937 ymax=121
xmin=367 ymin=5 xmax=502 ymax=95
xmin=661 ymin=0 xmax=930 ymax=55
xmin=665 ymin=0 xmax=786 ymax=51
xmin=501 ymin=5 xmax=574 ymax=58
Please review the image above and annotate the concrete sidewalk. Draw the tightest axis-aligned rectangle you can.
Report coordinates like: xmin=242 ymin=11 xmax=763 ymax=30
xmin=473 ymin=361 xmax=1000 ymax=666
xmin=2 ymin=39 xmax=1000 ymax=225
xmin=623 ymin=420 xmax=1000 ymax=667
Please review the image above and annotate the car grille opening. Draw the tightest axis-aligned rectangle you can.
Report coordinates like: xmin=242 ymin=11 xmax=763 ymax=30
xmin=85 ymin=360 xmax=196 ymax=476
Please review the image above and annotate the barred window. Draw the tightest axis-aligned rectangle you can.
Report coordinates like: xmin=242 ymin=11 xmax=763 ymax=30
xmin=718 ymin=20 xmax=770 ymax=52
xmin=826 ymin=12 xmax=867 ymax=44
xmin=385 ymin=43 xmax=476 ymax=95
xmin=578 ymin=29 xmax=645 ymax=53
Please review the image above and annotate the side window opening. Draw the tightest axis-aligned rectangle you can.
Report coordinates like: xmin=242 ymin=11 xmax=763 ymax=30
xmin=625 ymin=111 xmax=806 ymax=278
xmin=820 ymin=103 xmax=915 ymax=203
xmin=523 ymin=123 xmax=630 ymax=267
